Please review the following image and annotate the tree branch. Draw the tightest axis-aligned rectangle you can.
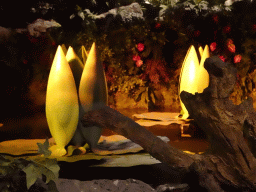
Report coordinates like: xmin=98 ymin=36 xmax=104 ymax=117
xmin=81 ymin=105 xmax=195 ymax=172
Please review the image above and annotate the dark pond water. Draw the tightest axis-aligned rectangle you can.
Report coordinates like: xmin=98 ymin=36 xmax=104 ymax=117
xmin=0 ymin=108 xmax=209 ymax=154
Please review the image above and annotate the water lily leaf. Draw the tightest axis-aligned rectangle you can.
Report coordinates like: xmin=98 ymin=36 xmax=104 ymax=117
xmin=92 ymin=153 xmax=161 ymax=167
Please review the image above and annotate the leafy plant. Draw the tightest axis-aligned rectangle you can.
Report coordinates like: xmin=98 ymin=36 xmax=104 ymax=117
xmin=45 ymin=0 xmax=256 ymax=107
xmin=0 ymin=139 xmax=59 ymax=192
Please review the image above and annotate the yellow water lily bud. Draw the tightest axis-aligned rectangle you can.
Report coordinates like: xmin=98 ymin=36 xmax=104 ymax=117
xmin=199 ymin=46 xmax=203 ymax=58
xmin=66 ymin=46 xmax=86 ymax=147
xmin=79 ymin=42 xmax=108 ymax=113
xmin=179 ymin=45 xmax=200 ymax=119
xmin=46 ymin=45 xmax=79 ymax=156
xmin=66 ymin=46 xmax=84 ymax=90
xmin=61 ymin=44 xmax=68 ymax=55
xmin=197 ymin=45 xmax=210 ymax=93
xmin=79 ymin=42 xmax=108 ymax=149
xmin=179 ymin=45 xmax=210 ymax=119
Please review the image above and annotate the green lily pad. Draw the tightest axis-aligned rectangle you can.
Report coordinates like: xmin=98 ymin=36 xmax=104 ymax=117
xmin=0 ymin=135 xmax=170 ymax=167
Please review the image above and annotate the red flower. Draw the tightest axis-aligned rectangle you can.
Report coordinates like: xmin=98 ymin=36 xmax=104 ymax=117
xmin=234 ymin=54 xmax=242 ymax=63
xmin=133 ymin=55 xmax=141 ymax=61
xmin=137 ymin=43 xmax=145 ymax=52
xmin=155 ymin=23 xmax=161 ymax=29
xmin=223 ymin=26 xmax=231 ymax=33
xmin=210 ymin=42 xmax=217 ymax=52
xmin=253 ymin=24 xmax=256 ymax=31
xmin=213 ymin=15 xmax=218 ymax=23
xmin=219 ymin=56 xmax=226 ymax=62
xmin=23 ymin=59 xmax=28 ymax=64
xmin=226 ymin=39 xmax=233 ymax=45
xmin=228 ymin=44 xmax=236 ymax=53
xmin=194 ymin=30 xmax=201 ymax=37
xmin=136 ymin=60 xmax=143 ymax=67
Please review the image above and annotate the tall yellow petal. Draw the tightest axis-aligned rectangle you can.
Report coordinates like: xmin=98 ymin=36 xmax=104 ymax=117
xmin=197 ymin=45 xmax=210 ymax=93
xmin=61 ymin=44 xmax=68 ymax=55
xmin=79 ymin=42 xmax=108 ymax=149
xmin=66 ymin=46 xmax=86 ymax=147
xmin=199 ymin=46 xmax=203 ymax=58
xmin=46 ymin=45 xmax=79 ymax=156
xmin=179 ymin=45 xmax=200 ymax=119
xmin=79 ymin=42 xmax=108 ymax=112
xmin=66 ymin=46 xmax=84 ymax=90
xmin=80 ymin=45 xmax=88 ymax=65
xmin=198 ymin=46 xmax=204 ymax=58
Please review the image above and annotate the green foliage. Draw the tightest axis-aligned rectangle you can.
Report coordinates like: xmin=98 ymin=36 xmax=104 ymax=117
xmin=0 ymin=139 xmax=59 ymax=192
xmin=47 ymin=0 xmax=256 ymax=107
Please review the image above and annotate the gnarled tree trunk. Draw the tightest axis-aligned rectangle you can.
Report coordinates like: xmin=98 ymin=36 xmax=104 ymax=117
xmin=82 ymin=56 xmax=256 ymax=191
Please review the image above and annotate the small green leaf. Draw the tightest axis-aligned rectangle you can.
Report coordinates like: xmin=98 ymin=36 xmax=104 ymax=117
xmin=41 ymin=166 xmax=59 ymax=184
xmin=36 ymin=158 xmax=60 ymax=183
xmin=37 ymin=139 xmax=52 ymax=157
xmin=23 ymin=164 xmax=42 ymax=189
xmin=14 ymin=158 xmax=30 ymax=169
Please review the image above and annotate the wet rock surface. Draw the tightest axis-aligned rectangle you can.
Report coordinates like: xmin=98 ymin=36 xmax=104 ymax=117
xmin=55 ymin=178 xmax=190 ymax=192
xmin=56 ymin=178 xmax=155 ymax=192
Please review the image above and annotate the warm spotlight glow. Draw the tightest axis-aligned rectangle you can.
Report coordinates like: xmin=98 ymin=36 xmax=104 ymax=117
xmin=46 ymin=45 xmax=79 ymax=156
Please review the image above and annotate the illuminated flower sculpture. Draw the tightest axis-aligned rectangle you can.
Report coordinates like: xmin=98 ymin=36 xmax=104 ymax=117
xmin=46 ymin=43 xmax=108 ymax=156
xmin=65 ymin=46 xmax=86 ymax=147
xmin=179 ymin=45 xmax=210 ymax=119
xmin=46 ymin=46 xmax=79 ymax=156
xmin=79 ymin=43 xmax=108 ymax=152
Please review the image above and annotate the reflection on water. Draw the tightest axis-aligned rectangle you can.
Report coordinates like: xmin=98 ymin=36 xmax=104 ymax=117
xmin=0 ymin=108 xmax=208 ymax=153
